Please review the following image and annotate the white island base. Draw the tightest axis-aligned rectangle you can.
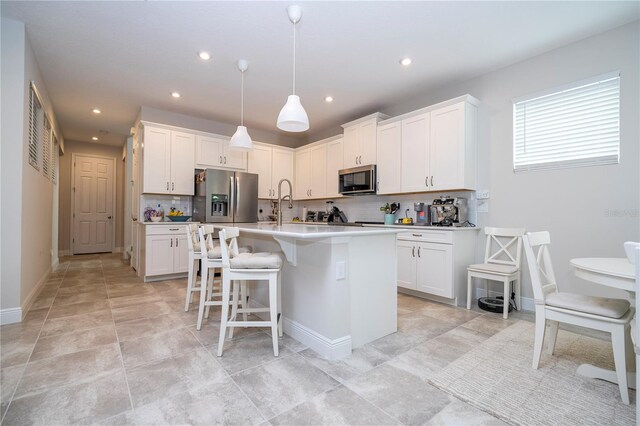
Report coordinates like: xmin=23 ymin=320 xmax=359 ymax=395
xmin=235 ymin=224 xmax=399 ymax=360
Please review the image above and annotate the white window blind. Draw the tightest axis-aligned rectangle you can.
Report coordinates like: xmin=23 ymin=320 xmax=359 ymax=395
xmin=513 ymin=73 xmax=620 ymax=172
xmin=28 ymin=82 xmax=43 ymax=170
xmin=42 ymin=115 xmax=51 ymax=179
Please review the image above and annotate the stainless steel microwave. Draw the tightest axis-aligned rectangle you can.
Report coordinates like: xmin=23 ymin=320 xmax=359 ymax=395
xmin=338 ymin=165 xmax=376 ymax=196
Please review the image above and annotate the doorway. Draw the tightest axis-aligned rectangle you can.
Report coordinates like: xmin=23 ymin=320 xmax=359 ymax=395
xmin=71 ymin=153 xmax=116 ymax=254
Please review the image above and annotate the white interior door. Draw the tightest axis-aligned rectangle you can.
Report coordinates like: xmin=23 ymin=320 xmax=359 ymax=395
xmin=73 ymin=154 xmax=114 ymax=254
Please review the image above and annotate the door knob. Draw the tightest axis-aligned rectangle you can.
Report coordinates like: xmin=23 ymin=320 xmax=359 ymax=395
xmin=108 ymin=216 xmax=112 ymax=219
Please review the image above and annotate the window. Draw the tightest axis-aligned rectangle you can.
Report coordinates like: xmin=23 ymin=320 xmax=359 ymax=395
xmin=42 ymin=115 xmax=51 ymax=179
xmin=513 ymin=72 xmax=620 ymax=172
xmin=28 ymin=82 xmax=43 ymax=170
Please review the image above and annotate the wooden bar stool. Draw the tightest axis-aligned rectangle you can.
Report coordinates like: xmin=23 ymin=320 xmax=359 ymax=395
xmin=217 ymin=227 xmax=283 ymax=356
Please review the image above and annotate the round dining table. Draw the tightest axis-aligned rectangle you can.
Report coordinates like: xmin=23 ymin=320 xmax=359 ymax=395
xmin=570 ymin=257 xmax=637 ymax=389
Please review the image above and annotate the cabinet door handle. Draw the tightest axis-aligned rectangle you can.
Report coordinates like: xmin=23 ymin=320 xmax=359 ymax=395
xmin=170 ymin=239 xmax=173 ymax=247
xmin=176 ymin=237 xmax=179 ymax=247
xmin=169 ymin=228 xmax=179 ymax=231
xmin=167 ymin=182 xmax=170 ymax=190
xmin=220 ymin=156 xmax=222 ymax=164
xmin=359 ymin=155 xmax=362 ymax=164
xmin=355 ymin=156 xmax=358 ymax=165
xmin=224 ymin=156 xmax=227 ymax=164
xmin=431 ymin=176 xmax=433 ymax=186
xmin=412 ymin=234 xmax=422 ymax=237
xmin=425 ymin=177 xmax=428 ymax=187
xmin=417 ymin=246 xmax=421 ymax=257
xmin=412 ymin=246 xmax=415 ymax=257
xmin=172 ymin=182 xmax=174 ymax=191
xmin=310 ymin=189 xmax=312 ymax=197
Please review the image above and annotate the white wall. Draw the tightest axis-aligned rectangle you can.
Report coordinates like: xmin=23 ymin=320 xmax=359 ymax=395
xmin=1 ymin=18 xmax=26 ymax=313
xmin=1 ymin=18 xmax=63 ymax=321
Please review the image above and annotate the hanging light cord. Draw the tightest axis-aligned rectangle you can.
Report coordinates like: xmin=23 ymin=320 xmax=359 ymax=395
xmin=240 ymin=69 xmax=245 ymax=126
xmin=292 ymin=20 xmax=296 ymax=95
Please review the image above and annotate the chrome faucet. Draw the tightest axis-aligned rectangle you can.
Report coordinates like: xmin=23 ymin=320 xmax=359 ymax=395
xmin=277 ymin=178 xmax=293 ymax=226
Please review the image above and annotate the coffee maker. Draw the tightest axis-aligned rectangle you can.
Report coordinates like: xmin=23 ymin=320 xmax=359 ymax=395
xmin=414 ymin=203 xmax=429 ymax=226
xmin=429 ymin=196 xmax=468 ymax=226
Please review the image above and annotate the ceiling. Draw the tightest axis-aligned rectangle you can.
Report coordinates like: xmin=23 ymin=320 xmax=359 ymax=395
xmin=2 ymin=1 xmax=638 ymax=147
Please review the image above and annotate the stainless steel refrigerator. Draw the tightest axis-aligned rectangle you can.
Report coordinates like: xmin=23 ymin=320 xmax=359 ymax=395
xmin=192 ymin=169 xmax=258 ymax=223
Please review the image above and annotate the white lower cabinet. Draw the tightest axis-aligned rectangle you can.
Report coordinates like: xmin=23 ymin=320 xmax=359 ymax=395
xmin=396 ymin=229 xmax=477 ymax=305
xmin=142 ymin=225 xmax=191 ymax=280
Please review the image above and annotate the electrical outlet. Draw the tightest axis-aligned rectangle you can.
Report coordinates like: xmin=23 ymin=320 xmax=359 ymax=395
xmin=476 ymin=190 xmax=490 ymax=200
xmin=336 ymin=261 xmax=346 ymax=280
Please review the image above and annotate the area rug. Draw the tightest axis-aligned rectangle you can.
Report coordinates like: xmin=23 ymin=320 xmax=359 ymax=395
xmin=427 ymin=320 xmax=635 ymax=425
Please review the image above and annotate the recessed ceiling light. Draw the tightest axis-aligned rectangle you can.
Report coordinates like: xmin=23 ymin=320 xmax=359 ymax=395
xmin=198 ymin=51 xmax=211 ymax=61
xmin=400 ymin=57 xmax=412 ymax=66
xmin=92 ymin=108 xmax=101 ymax=114
xmin=91 ymin=136 xmax=99 ymax=141
xmin=171 ymin=91 xmax=181 ymax=98
xmin=324 ymin=96 xmax=334 ymax=103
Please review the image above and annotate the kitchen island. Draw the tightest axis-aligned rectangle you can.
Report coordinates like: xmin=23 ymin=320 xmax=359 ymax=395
xmin=233 ymin=223 xmax=402 ymax=359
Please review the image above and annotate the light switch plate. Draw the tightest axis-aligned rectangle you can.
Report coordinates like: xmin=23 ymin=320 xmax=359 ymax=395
xmin=336 ymin=261 xmax=346 ymax=280
xmin=476 ymin=190 xmax=490 ymax=200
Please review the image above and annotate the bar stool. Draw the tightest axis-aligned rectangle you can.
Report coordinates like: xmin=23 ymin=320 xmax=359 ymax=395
xmin=196 ymin=225 xmax=252 ymax=330
xmin=217 ymin=227 xmax=283 ymax=356
xmin=184 ymin=224 xmax=202 ymax=312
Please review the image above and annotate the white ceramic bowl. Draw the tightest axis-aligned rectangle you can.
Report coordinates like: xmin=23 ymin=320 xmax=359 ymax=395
xmin=150 ymin=216 xmax=162 ymax=222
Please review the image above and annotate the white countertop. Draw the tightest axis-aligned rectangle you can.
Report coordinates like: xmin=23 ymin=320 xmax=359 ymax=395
xmin=140 ymin=221 xmax=199 ymax=225
xmin=234 ymin=223 xmax=403 ymax=239
xmin=270 ymin=221 xmax=479 ymax=231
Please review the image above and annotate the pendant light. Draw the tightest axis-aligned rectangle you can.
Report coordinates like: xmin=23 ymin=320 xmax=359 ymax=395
xmin=229 ymin=59 xmax=253 ymax=150
xmin=277 ymin=5 xmax=309 ymax=132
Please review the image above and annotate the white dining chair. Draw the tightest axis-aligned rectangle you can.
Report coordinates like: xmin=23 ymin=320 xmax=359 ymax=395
xmin=524 ymin=231 xmax=634 ymax=404
xmin=626 ymin=242 xmax=640 ymax=417
xmin=466 ymin=227 xmax=525 ymax=318
xmin=217 ymin=227 xmax=283 ymax=357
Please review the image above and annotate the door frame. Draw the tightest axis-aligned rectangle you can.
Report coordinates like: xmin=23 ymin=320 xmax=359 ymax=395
xmin=70 ymin=153 xmax=117 ymax=255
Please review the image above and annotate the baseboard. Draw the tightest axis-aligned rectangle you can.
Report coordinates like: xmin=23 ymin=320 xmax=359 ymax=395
xmin=474 ymin=288 xmax=534 ymax=311
xmin=51 ymin=257 xmax=59 ymax=270
xmin=247 ymin=299 xmax=352 ymax=360
xmin=59 ymin=250 xmax=70 ymax=257
xmin=21 ymin=267 xmax=52 ymax=317
xmin=283 ymin=318 xmax=352 ymax=360
xmin=0 ymin=308 xmax=22 ymax=325
xmin=113 ymin=246 xmax=123 ymax=253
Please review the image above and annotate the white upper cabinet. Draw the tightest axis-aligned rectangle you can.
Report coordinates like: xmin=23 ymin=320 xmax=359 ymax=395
xmin=341 ymin=113 xmax=388 ymax=168
xmin=170 ymin=131 xmax=196 ymax=195
xmin=401 ymin=113 xmax=430 ymax=193
xmin=247 ymin=143 xmax=294 ymax=199
xmin=429 ymin=101 xmax=476 ymax=191
xmin=325 ymin=137 xmax=343 ymax=198
xmin=309 ymin=144 xmax=327 ymax=199
xmin=142 ymin=126 xmax=171 ymax=194
xmin=142 ymin=125 xmax=194 ymax=195
xmin=376 ymin=121 xmax=401 ymax=195
xmin=195 ymin=134 xmax=247 ymax=171
xmin=271 ymin=147 xmax=294 ymax=196
xmin=294 ymin=148 xmax=311 ymax=200
xmin=247 ymin=144 xmax=273 ymax=198
xmin=373 ymin=95 xmax=478 ymax=195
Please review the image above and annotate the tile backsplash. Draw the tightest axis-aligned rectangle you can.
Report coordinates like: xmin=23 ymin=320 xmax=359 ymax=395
xmin=293 ymin=190 xmax=478 ymax=225
xmin=140 ymin=195 xmax=192 ymax=222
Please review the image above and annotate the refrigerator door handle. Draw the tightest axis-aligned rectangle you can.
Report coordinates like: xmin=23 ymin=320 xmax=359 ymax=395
xmin=229 ymin=175 xmax=235 ymax=221
xmin=235 ymin=176 xmax=240 ymax=215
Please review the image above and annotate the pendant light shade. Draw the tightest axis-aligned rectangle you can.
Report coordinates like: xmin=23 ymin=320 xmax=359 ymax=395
xmin=277 ymin=5 xmax=309 ymax=132
xmin=229 ymin=59 xmax=253 ymax=151
xmin=277 ymin=95 xmax=309 ymax=132
xmin=230 ymin=125 xmax=252 ymax=150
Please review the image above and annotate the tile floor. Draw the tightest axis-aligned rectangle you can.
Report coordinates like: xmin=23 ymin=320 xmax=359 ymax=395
xmin=1 ymin=253 xmax=539 ymax=425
